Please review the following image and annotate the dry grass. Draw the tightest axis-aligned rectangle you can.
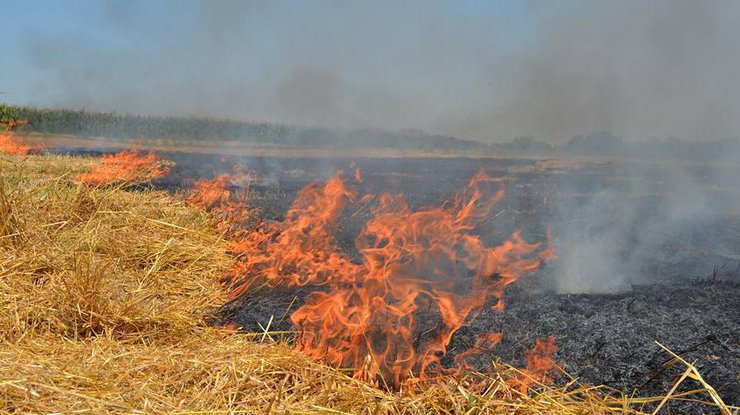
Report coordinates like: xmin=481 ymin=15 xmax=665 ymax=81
xmin=0 ymin=152 xmax=736 ymax=414
xmin=0 ymin=154 xmax=226 ymax=341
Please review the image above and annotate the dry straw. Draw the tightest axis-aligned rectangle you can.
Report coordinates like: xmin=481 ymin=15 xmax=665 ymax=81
xmin=1 ymin=153 xmax=736 ymax=414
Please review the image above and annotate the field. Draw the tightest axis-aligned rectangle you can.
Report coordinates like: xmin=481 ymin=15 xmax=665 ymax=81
xmin=1 ymin=133 xmax=738 ymax=414
xmin=166 ymin=151 xmax=740 ymax=406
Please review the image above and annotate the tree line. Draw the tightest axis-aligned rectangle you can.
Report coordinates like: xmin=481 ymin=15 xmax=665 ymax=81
xmin=3 ymin=104 xmax=485 ymax=152
xmin=3 ymin=104 xmax=737 ymax=160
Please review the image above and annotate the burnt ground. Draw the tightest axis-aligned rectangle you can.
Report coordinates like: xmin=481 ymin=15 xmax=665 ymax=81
xmin=59 ymin=148 xmax=740 ymax=410
xmin=460 ymin=280 xmax=740 ymax=407
xmin=224 ymin=278 xmax=740 ymax=413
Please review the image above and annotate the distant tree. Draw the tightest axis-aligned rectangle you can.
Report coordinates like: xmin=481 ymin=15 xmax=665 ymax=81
xmin=563 ymin=132 xmax=625 ymax=155
xmin=4 ymin=104 xmax=488 ymax=152
xmin=0 ymin=103 xmax=27 ymax=131
xmin=503 ymin=136 xmax=554 ymax=153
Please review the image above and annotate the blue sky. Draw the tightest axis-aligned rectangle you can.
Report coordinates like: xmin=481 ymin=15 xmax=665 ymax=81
xmin=2 ymin=1 xmax=739 ymax=142
xmin=2 ymin=1 xmax=534 ymax=96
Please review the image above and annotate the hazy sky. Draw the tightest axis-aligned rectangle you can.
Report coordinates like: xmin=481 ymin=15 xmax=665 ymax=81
xmin=2 ymin=0 xmax=739 ymax=143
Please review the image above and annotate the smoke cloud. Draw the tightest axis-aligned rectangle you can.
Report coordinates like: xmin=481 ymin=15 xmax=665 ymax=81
xmin=6 ymin=0 xmax=740 ymax=143
xmin=551 ymin=151 xmax=740 ymax=293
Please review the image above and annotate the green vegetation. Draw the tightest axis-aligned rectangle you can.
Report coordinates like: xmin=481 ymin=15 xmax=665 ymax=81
xmin=4 ymin=103 xmax=737 ymax=160
xmin=0 ymin=103 xmax=24 ymax=130
xmin=3 ymin=104 xmax=486 ymax=152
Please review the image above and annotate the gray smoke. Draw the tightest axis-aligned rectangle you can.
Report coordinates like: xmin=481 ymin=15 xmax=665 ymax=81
xmin=551 ymin=152 xmax=740 ymax=294
xmin=444 ymin=1 xmax=740 ymax=143
xmin=7 ymin=0 xmax=740 ymax=294
xmin=9 ymin=0 xmax=740 ymax=143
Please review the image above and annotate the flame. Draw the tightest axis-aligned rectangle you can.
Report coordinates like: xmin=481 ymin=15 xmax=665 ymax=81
xmin=350 ymin=161 xmax=363 ymax=183
xmin=510 ymin=336 xmax=559 ymax=393
xmin=75 ymin=150 xmax=170 ymax=185
xmin=187 ymin=172 xmax=252 ymax=225
xmin=226 ymin=167 xmax=554 ymax=385
xmin=226 ymin=172 xmax=359 ymax=296
xmin=526 ymin=336 xmax=558 ymax=374
xmin=188 ymin=173 xmax=239 ymax=210
xmin=0 ymin=133 xmax=32 ymax=155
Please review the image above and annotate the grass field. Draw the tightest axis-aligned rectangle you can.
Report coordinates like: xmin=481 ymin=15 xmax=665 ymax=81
xmin=0 ymin=151 xmax=734 ymax=414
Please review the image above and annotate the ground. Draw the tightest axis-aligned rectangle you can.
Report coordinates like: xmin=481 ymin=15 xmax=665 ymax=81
xmin=3 ymin=146 xmax=737 ymax=413
xmin=166 ymin=152 xmax=739 ymax=411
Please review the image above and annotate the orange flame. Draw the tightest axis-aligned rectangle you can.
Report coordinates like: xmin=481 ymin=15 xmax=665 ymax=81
xmin=350 ymin=161 xmax=363 ymax=183
xmin=0 ymin=133 xmax=32 ymax=155
xmin=227 ymin=172 xmax=359 ymax=294
xmin=188 ymin=173 xmax=238 ymax=210
xmin=525 ymin=336 xmax=559 ymax=375
xmin=226 ymin=168 xmax=554 ymax=385
xmin=506 ymin=336 xmax=560 ymax=393
xmin=187 ymin=172 xmax=252 ymax=224
xmin=75 ymin=151 xmax=170 ymax=185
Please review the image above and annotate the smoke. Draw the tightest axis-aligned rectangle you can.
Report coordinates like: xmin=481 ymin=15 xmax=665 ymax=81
xmin=6 ymin=0 xmax=740 ymax=143
xmin=551 ymin=150 xmax=740 ymax=293
xmin=7 ymin=1 xmax=740 ymax=293
xmin=449 ymin=1 xmax=740 ymax=143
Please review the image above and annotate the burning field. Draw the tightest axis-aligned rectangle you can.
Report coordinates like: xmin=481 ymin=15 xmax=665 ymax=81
xmin=5 ymin=1 xmax=740 ymax=412
xmin=1 ymin=135 xmax=738 ymax=414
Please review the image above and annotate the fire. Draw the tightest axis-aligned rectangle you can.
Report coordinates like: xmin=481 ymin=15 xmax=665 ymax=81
xmin=188 ymin=174 xmax=238 ymax=210
xmin=526 ymin=336 xmax=559 ymax=375
xmin=510 ymin=336 xmax=560 ymax=393
xmin=350 ymin=160 xmax=363 ymax=183
xmin=225 ymin=167 xmax=554 ymax=385
xmin=0 ymin=133 xmax=32 ymax=155
xmin=75 ymin=150 xmax=171 ymax=185
xmin=187 ymin=172 xmax=251 ymax=224
xmin=226 ymin=172 xmax=359 ymax=294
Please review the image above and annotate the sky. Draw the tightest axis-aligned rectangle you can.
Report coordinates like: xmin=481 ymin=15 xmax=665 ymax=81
xmin=2 ymin=0 xmax=740 ymax=143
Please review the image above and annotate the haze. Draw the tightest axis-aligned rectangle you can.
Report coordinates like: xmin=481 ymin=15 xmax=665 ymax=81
xmin=3 ymin=0 xmax=739 ymax=143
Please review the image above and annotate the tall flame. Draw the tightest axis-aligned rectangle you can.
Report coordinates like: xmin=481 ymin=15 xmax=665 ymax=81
xmin=75 ymin=150 xmax=170 ymax=185
xmin=225 ymin=168 xmax=554 ymax=385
